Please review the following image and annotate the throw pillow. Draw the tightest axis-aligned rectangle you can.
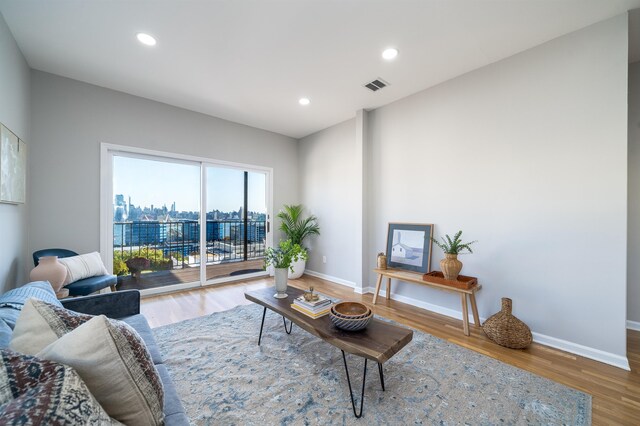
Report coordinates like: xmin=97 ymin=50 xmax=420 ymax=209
xmin=58 ymin=251 xmax=110 ymax=285
xmin=37 ymin=315 xmax=164 ymax=426
xmin=0 ymin=349 xmax=120 ymax=425
xmin=10 ymin=298 xmax=94 ymax=355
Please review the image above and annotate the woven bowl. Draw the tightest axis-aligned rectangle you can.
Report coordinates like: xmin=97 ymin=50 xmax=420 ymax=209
xmin=330 ymin=306 xmax=371 ymax=320
xmin=329 ymin=310 xmax=373 ymax=331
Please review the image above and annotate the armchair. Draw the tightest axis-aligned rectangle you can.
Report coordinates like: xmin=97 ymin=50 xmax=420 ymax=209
xmin=33 ymin=249 xmax=117 ymax=296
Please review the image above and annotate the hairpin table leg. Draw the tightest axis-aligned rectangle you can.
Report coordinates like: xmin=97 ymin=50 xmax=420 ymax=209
xmin=378 ymin=362 xmax=385 ymax=391
xmin=341 ymin=350 xmax=368 ymax=418
xmin=283 ymin=316 xmax=293 ymax=334
xmin=257 ymin=306 xmax=267 ymax=346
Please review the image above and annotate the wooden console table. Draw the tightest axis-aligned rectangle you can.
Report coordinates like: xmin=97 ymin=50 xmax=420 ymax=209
xmin=372 ymin=268 xmax=482 ymax=336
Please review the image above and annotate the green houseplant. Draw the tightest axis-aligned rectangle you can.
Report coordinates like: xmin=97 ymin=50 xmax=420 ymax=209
xmin=264 ymin=239 xmax=307 ymax=298
xmin=431 ymin=231 xmax=477 ymax=280
xmin=277 ymin=204 xmax=320 ymax=278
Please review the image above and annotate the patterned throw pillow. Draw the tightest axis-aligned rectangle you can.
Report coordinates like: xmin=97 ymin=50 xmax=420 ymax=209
xmin=10 ymin=298 xmax=94 ymax=354
xmin=0 ymin=349 xmax=120 ymax=425
xmin=37 ymin=315 xmax=164 ymax=426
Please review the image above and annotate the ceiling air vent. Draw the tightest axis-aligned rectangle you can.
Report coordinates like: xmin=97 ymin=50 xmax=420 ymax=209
xmin=364 ymin=78 xmax=389 ymax=92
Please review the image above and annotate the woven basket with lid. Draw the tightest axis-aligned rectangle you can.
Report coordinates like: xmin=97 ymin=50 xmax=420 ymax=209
xmin=482 ymin=298 xmax=532 ymax=349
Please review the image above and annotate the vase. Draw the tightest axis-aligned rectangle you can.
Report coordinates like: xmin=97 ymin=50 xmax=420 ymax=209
xmin=288 ymin=258 xmax=306 ymax=279
xmin=274 ymin=267 xmax=288 ymax=298
xmin=440 ymin=253 xmax=463 ymax=280
xmin=30 ymin=256 xmax=67 ymax=292
xmin=377 ymin=253 xmax=387 ymax=269
xmin=482 ymin=298 xmax=532 ymax=349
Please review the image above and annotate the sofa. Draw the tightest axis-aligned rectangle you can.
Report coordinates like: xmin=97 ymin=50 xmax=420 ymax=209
xmin=0 ymin=282 xmax=189 ymax=425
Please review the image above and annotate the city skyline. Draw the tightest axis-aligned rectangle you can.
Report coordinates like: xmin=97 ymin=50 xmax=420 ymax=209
xmin=113 ymin=155 xmax=267 ymax=214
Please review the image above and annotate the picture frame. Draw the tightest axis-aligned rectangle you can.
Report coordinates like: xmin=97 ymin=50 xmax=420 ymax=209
xmin=385 ymin=222 xmax=433 ymax=273
xmin=0 ymin=123 xmax=27 ymax=204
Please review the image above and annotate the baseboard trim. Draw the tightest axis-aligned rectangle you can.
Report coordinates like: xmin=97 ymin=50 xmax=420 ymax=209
xmin=357 ymin=284 xmax=631 ymax=370
xmin=531 ymin=331 xmax=630 ymax=370
xmin=627 ymin=320 xmax=640 ymax=331
xmin=304 ymin=270 xmax=356 ymax=289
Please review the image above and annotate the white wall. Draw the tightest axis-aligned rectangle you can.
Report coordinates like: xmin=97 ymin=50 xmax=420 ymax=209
xmin=299 ymin=119 xmax=357 ymax=284
xmin=302 ymin=14 xmax=630 ymax=367
xmin=29 ymin=71 xmax=298 ymax=263
xmin=0 ymin=13 xmax=30 ymax=292
xmin=629 ymin=62 xmax=640 ymax=325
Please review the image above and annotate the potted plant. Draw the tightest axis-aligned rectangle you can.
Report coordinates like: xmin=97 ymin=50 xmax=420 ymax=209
xmin=264 ymin=239 xmax=308 ymax=298
xmin=277 ymin=204 xmax=320 ymax=279
xmin=431 ymin=231 xmax=477 ymax=280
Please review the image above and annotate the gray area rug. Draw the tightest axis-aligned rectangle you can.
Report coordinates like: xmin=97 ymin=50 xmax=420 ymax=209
xmin=152 ymin=304 xmax=591 ymax=425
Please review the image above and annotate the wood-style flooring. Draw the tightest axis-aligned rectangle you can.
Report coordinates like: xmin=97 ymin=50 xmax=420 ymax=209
xmin=141 ymin=275 xmax=640 ymax=425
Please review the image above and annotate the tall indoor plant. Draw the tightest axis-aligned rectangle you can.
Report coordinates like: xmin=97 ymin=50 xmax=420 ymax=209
xmin=264 ymin=240 xmax=307 ymax=298
xmin=277 ymin=204 xmax=320 ymax=279
xmin=431 ymin=231 xmax=477 ymax=280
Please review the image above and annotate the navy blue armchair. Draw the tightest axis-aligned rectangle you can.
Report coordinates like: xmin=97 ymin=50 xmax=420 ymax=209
xmin=33 ymin=249 xmax=117 ymax=296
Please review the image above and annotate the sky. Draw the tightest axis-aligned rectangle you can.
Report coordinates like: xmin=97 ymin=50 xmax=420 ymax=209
xmin=113 ymin=156 xmax=266 ymax=213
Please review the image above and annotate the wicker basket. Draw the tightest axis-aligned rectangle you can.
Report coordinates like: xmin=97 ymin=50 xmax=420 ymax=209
xmin=482 ymin=298 xmax=532 ymax=349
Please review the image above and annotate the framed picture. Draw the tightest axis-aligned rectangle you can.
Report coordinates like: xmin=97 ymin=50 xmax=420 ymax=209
xmin=0 ymin=123 xmax=27 ymax=204
xmin=385 ymin=223 xmax=433 ymax=273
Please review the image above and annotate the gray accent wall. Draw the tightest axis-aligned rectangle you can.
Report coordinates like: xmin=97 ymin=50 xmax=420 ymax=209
xmin=0 ymin=13 xmax=30 ymax=292
xmin=299 ymin=118 xmax=357 ymax=283
xmin=300 ymin=14 xmax=630 ymax=363
xmin=629 ymin=61 xmax=640 ymax=324
xmin=29 ymin=71 xmax=298 ymax=265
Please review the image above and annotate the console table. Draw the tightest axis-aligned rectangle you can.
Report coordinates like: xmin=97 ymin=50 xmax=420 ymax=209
xmin=372 ymin=268 xmax=482 ymax=336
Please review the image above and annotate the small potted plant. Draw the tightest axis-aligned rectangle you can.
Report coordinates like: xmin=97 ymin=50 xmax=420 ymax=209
xmin=264 ymin=239 xmax=308 ymax=298
xmin=277 ymin=204 xmax=320 ymax=279
xmin=431 ymin=231 xmax=477 ymax=280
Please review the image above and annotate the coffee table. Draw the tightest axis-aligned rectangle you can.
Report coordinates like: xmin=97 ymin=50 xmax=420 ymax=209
xmin=244 ymin=286 xmax=413 ymax=418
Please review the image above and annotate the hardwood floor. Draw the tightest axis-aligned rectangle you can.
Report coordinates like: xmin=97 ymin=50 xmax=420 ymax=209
xmin=141 ymin=275 xmax=640 ymax=425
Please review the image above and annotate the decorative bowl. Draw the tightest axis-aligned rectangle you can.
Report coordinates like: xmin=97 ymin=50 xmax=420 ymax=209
xmin=332 ymin=302 xmax=369 ymax=317
xmin=329 ymin=310 xmax=373 ymax=331
xmin=330 ymin=306 xmax=371 ymax=320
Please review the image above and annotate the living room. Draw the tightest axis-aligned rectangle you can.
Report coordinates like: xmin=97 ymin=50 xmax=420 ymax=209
xmin=1 ymin=0 xmax=640 ymax=424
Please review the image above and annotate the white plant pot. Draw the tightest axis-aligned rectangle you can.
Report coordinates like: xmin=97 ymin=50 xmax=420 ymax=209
xmin=288 ymin=258 xmax=306 ymax=279
xmin=274 ymin=267 xmax=288 ymax=298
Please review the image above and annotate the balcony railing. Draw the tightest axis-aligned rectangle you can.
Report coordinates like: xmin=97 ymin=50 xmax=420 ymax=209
xmin=113 ymin=220 xmax=266 ymax=275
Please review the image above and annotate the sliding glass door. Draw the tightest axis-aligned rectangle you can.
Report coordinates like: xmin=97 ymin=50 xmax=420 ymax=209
xmin=205 ymin=167 xmax=268 ymax=280
xmin=104 ymin=145 xmax=271 ymax=294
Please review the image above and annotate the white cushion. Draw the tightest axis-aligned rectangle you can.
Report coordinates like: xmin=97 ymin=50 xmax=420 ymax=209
xmin=36 ymin=315 xmax=164 ymax=426
xmin=10 ymin=298 xmax=94 ymax=355
xmin=58 ymin=251 xmax=109 ymax=285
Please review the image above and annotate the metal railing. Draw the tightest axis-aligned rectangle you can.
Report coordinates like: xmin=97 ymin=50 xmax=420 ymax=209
xmin=113 ymin=220 xmax=266 ymax=274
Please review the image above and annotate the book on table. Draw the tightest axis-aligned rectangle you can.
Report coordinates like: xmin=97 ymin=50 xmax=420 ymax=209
xmin=291 ymin=294 xmax=335 ymax=319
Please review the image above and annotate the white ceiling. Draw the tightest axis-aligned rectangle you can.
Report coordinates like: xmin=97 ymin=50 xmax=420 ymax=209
xmin=1 ymin=0 xmax=639 ymax=139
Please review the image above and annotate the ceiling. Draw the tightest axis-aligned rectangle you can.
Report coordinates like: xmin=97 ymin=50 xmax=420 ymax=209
xmin=1 ymin=0 xmax=639 ymax=139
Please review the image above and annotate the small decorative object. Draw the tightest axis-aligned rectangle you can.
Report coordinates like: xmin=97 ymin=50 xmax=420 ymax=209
xmin=277 ymin=204 xmax=320 ymax=279
xmin=483 ymin=298 xmax=532 ymax=349
xmin=431 ymin=230 xmax=477 ymax=280
xmin=264 ymin=239 xmax=306 ymax=298
xmin=30 ymin=256 xmax=67 ymax=292
xmin=125 ymin=257 xmax=151 ymax=280
xmin=386 ymin=223 xmax=434 ymax=273
xmin=303 ymin=286 xmax=319 ymax=302
xmin=330 ymin=302 xmax=373 ymax=331
xmin=376 ymin=252 xmax=387 ymax=269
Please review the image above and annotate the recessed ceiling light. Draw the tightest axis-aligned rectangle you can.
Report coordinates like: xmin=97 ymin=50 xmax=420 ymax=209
xmin=299 ymin=97 xmax=310 ymax=106
xmin=136 ymin=33 xmax=157 ymax=46
xmin=382 ymin=48 xmax=398 ymax=60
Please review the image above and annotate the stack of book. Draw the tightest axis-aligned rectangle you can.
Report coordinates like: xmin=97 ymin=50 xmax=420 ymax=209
xmin=291 ymin=295 xmax=333 ymax=319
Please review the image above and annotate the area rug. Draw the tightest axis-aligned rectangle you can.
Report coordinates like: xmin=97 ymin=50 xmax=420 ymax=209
xmin=152 ymin=304 xmax=591 ymax=425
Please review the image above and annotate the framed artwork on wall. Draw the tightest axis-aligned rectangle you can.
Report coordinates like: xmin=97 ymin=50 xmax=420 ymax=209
xmin=385 ymin=222 xmax=433 ymax=273
xmin=0 ymin=123 xmax=27 ymax=204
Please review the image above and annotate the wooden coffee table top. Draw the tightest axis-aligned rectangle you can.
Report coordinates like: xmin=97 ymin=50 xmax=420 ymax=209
xmin=245 ymin=286 xmax=413 ymax=363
